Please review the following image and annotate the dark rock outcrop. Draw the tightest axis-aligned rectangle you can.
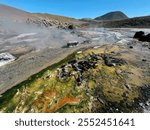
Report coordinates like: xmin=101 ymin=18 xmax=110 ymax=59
xmin=133 ymin=31 xmax=150 ymax=42
xmin=133 ymin=31 xmax=144 ymax=39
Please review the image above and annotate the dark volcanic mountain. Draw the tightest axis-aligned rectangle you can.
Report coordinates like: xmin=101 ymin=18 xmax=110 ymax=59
xmin=95 ymin=11 xmax=128 ymax=21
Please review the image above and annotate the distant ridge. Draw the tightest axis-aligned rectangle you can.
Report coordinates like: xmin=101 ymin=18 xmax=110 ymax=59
xmin=95 ymin=11 xmax=128 ymax=21
xmin=81 ymin=15 xmax=150 ymax=28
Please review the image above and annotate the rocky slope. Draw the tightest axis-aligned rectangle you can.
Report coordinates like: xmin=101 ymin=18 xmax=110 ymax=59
xmin=0 ymin=4 xmax=81 ymax=29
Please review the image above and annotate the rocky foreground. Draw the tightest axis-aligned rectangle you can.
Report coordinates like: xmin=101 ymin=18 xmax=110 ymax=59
xmin=0 ymin=32 xmax=149 ymax=112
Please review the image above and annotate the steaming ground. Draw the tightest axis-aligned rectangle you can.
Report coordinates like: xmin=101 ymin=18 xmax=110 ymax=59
xmin=0 ymin=22 xmax=150 ymax=112
xmin=1 ymin=4 xmax=150 ymax=113
xmin=0 ymin=18 xmax=85 ymax=92
xmin=0 ymin=19 xmax=85 ymax=54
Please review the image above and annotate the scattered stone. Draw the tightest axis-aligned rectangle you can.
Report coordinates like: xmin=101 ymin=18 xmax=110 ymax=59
xmin=116 ymin=69 xmax=122 ymax=74
xmin=81 ymin=39 xmax=91 ymax=44
xmin=67 ymin=41 xmax=79 ymax=48
xmin=46 ymin=74 xmax=51 ymax=79
xmin=77 ymin=51 xmax=82 ymax=54
xmin=67 ymin=24 xmax=75 ymax=30
xmin=93 ymin=46 xmax=100 ymax=49
xmin=97 ymin=97 xmax=105 ymax=104
xmin=111 ymin=51 xmax=115 ymax=54
xmin=116 ymin=108 xmax=119 ymax=111
xmin=125 ymin=84 xmax=131 ymax=90
xmin=145 ymin=101 xmax=150 ymax=106
xmin=101 ymin=54 xmax=126 ymax=67
xmin=123 ymin=92 xmax=128 ymax=98
xmin=129 ymin=46 xmax=133 ymax=49
xmin=139 ymin=103 xmax=145 ymax=108
xmin=57 ymin=53 xmax=100 ymax=85
xmin=142 ymin=59 xmax=147 ymax=62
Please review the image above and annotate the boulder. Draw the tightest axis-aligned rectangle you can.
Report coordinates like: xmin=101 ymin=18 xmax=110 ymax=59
xmin=133 ymin=31 xmax=150 ymax=42
xmin=68 ymin=24 xmax=75 ymax=30
xmin=67 ymin=41 xmax=79 ymax=47
xmin=133 ymin=31 xmax=144 ymax=39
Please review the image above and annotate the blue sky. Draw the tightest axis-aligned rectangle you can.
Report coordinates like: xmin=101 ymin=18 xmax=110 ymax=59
xmin=0 ymin=0 xmax=150 ymax=18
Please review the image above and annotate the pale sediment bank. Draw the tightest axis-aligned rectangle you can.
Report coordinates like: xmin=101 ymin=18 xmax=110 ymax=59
xmin=0 ymin=44 xmax=95 ymax=95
